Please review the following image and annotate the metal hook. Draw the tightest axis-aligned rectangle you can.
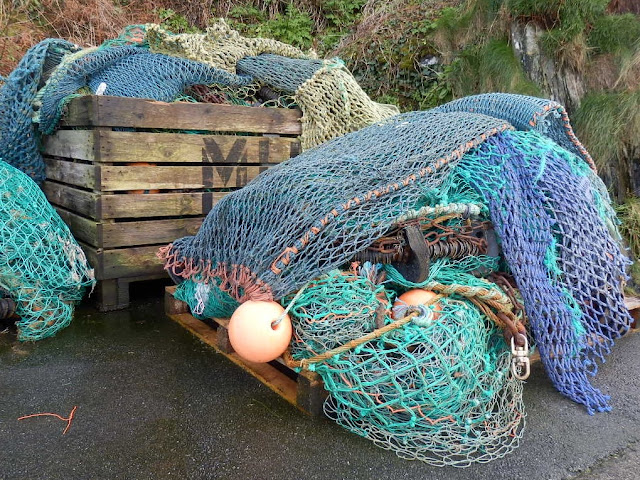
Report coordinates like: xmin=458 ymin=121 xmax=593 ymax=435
xmin=510 ymin=334 xmax=531 ymax=381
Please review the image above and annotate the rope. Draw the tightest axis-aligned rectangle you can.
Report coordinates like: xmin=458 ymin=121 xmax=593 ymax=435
xmin=286 ymin=294 xmax=445 ymax=369
xmin=272 ymin=284 xmax=307 ymax=327
xmin=18 ymin=405 xmax=78 ymax=435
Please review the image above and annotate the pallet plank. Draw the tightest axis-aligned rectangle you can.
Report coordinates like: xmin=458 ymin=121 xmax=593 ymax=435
xmin=101 ymin=217 xmax=204 ymax=248
xmin=43 ymin=181 xmax=99 ymax=219
xmin=41 ymin=129 xmax=96 ymax=160
xmin=97 ymin=130 xmax=300 ymax=164
xmin=99 ymin=191 xmax=225 ymax=219
xmin=62 ymin=96 xmax=303 ymax=135
xmin=169 ymin=312 xmax=298 ymax=406
xmin=99 ymin=165 xmax=266 ymax=191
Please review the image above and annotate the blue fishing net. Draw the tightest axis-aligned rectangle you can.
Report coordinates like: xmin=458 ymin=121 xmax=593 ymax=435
xmin=37 ymin=45 xmax=253 ymax=135
xmin=457 ymin=131 xmax=631 ymax=413
xmin=159 ymin=108 xmax=511 ymax=301
xmin=236 ymin=54 xmax=326 ymax=93
xmin=0 ymin=39 xmax=81 ymax=183
xmin=434 ymin=93 xmax=596 ymax=169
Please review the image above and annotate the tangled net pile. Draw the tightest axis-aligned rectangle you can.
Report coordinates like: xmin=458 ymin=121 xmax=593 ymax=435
xmin=0 ymin=20 xmax=397 ymax=184
xmin=163 ymin=93 xmax=632 ymax=465
xmin=0 ymin=161 xmax=95 ymax=340
xmin=287 ymin=262 xmax=524 ymax=466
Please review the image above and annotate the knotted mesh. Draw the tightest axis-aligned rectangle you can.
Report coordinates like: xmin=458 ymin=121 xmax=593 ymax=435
xmin=161 ymin=94 xmax=631 ymax=416
xmin=0 ymin=160 xmax=95 ymax=340
xmin=457 ymin=131 xmax=631 ymax=413
xmin=0 ymin=39 xmax=81 ymax=183
xmin=285 ymin=260 xmax=524 ymax=467
xmin=36 ymin=45 xmax=252 ymax=135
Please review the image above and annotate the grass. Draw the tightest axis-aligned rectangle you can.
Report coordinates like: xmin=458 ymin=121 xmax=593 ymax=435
xmin=448 ymin=37 xmax=541 ymax=98
xmin=573 ymin=90 xmax=640 ymax=171
xmin=589 ymin=14 xmax=640 ymax=54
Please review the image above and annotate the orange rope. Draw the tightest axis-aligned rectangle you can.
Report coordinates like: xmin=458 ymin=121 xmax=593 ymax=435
xmin=18 ymin=405 xmax=77 ymax=435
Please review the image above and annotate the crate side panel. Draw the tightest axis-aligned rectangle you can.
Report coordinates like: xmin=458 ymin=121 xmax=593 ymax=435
xmin=54 ymin=207 xmax=99 ymax=247
xmin=98 ymin=131 xmax=300 ymax=164
xmin=43 ymin=181 xmax=99 ymax=219
xmin=99 ymin=165 xmax=266 ymax=191
xmin=41 ymin=130 xmax=96 ymax=161
xmin=62 ymin=96 xmax=302 ymax=135
xmin=45 ymin=158 xmax=96 ymax=190
xmin=99 ymin=191 xmax=226 ymax=219
xmin=101 ymin=217 xmax=204 ymax=248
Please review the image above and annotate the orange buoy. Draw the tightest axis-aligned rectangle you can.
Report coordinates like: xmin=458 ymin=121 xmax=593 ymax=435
xmin=392 ymin=289 xmax=441 ymax=320
xmin=228 ymin=300 xmax=292 ymax=363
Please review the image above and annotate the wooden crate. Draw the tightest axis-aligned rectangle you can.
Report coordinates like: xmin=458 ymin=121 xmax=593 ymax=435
xmin=42 ymin=96 xmax=301 ymax=311
xmin=164 ymin=286 xmax=328 ymax=416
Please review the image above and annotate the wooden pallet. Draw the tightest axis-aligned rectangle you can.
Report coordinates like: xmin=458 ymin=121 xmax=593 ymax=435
xmin=42 ymin=96 xmax=301 ymax=311
xmin=164 ymin=285 xmax=328 ymax=416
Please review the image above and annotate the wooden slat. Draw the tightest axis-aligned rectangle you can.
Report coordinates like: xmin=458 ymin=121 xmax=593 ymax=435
xmin=169 ymin=312 xmax=298 ymax=406
xmin=80 ymin=243 xmax=166 ymax=280
xmin=55 ymin=207 xmax=98 ymax=247
xmin=98 ymin=165 xmax=265 ymax=191
xmin=79 ymin=241 xmax=100 ymax=277
xmin=41 ymin=130 xmax=96 ymax=161
xmin=97 ymin=130 xmax=300 ymax=164
xmin=44 ymin=158 xmax=96 ymax=189
xmin=62 ymin=96 xmax=302 ymax=135
xmin=101 ymin=217 xmax=204 ymax=248
xmin=99 ymin=191 xmax=226 ymax=219
xmin=100 ymin=245 xmax=166 ymax=279
xmin=43 ymin=181 xmax=99 ymax=219
xmin=624 ymin=295 xmax=640 ymax=311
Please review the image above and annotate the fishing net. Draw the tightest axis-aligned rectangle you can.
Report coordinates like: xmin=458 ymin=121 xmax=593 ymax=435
xmin=0 ymin=160 xmax=95 ymax=341
xmin=456 ymin=131 xmax=631 ymax=414
xmin=174 ymin=276 xmax=239 ymax=320
xmin=0 ymin=39 xmax=81 ymax=183
xmin=159 ymin=108 xmax=512 ymax=301
xmin=4 ymin=21 xmax=397 ymax=183
xmin=145 ymin=21 xmax=399 ymax=149
xmin=161 ymin=94 xmax=631 ymax=417
xmin=146 ymin=20 xmax=311 ymax=73
xmin=35 ymin=45 xmax=253 ymax=135
xmin=434 ymin=93 xmax=596 ymax=170
xmin=284 ymin=259 xmax=524 ymax=467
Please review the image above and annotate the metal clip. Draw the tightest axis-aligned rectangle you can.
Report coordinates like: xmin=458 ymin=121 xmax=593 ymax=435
xmin=510 ymin=334 xmax=531 ymax=381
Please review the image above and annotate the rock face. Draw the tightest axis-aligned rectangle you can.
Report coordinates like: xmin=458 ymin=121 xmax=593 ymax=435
xmin=510 ymin=21 xmax=586 ymax=113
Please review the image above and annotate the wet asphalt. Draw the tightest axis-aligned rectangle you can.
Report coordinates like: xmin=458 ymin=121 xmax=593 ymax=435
xmin=1 ymin=282 xmax=639 ymax=480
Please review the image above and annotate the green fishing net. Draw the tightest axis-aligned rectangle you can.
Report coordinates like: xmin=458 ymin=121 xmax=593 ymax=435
xmin=0 ymin=160 xmax=95 ymax=340
xmin=285 ymin=258 xmax=525 ymax=467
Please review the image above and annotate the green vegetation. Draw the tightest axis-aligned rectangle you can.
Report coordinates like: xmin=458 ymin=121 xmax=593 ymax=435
xmin=589 ymin=14 xmax=640 ymax=54
xmin=574 ymin=91 xmax=640 ymax=166
xmin=616 ymin=197 xmax=640 ymax=287
xmin=156 ymin=8 xmax=200 ymax=34
xmin=228 ymin=3 xmax=314 ymax=50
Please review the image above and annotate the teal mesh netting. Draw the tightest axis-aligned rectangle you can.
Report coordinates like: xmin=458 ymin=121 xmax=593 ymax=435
xmin=0 ymin=160 xmax=95 ymax=340
xmin=284 ymin=260 xmax=524 ymax=467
